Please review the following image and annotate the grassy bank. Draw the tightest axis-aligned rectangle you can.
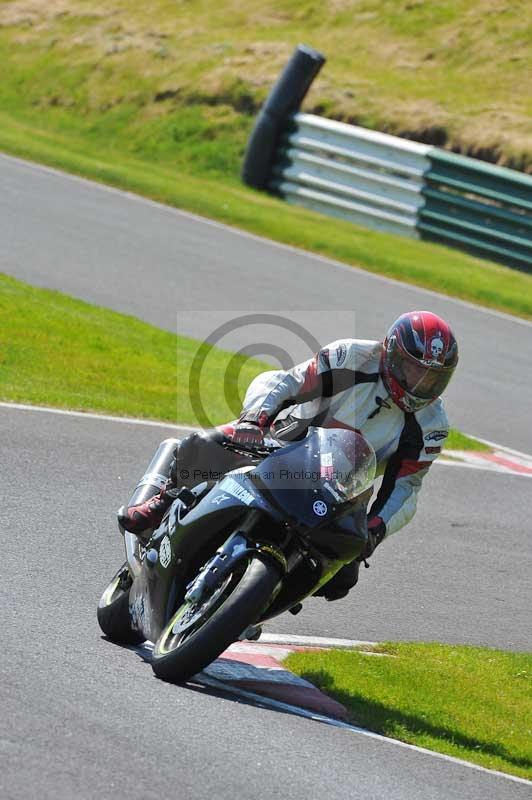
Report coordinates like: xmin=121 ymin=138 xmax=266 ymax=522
xmin=0 ymin=273 xmax=487 ymax=451
xmin=1 ymin=2 xmax=532 ymax=320
xmin=285 ymin=643 xmax=532 ymax=779
xmin=1 ymin=1 xmax=530 ymax=170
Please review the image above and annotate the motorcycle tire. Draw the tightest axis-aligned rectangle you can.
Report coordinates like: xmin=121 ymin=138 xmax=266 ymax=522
xmin=151 ymin=554 xmax=280 ymax=683
xmin=97 ymin=563 xmax=145 ymax=645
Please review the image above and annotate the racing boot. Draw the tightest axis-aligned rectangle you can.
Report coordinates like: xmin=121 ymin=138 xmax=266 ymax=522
xmin=117 ymin=483 xmax=175 ymax=536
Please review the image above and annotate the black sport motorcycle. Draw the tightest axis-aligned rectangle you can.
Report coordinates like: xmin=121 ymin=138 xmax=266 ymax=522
xmin=97 ymin=427 xmax=376 ymax=683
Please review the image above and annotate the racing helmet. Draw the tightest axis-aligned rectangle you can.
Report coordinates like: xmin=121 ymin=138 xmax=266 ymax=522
xmin=381 ymin=311 xmax=458 ymax=412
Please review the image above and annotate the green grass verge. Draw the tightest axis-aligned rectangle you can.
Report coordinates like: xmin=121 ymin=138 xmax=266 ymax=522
xmin=1 ymin=1 xmax=532 ymax=321
xmin=444 ymin=429 xmax=491 ymax=452
xmin=0 ymin=273 xmax=491 ymax=452
xmin=0 ymin=273 xmax=266 ymax=424
xmin=285 ymin=643 xmax=532 ymax=779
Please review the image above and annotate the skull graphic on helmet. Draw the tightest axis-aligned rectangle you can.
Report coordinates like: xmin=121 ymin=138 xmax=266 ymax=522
xmin=430 ymin=336 xmax=444 ymax=361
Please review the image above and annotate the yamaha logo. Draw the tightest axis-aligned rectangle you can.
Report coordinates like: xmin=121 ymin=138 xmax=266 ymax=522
xmin=313 ymin=500 xmax=328 ymax=517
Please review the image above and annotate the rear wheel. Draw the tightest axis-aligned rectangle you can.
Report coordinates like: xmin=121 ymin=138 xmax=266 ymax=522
xmin=151 ymin=555 xmax=280 ymax=683
xmin=97 ymin=564 xmax=145 ymax=645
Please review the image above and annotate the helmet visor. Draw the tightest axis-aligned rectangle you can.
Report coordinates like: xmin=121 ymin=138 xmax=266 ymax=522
xmin=388 ymin=349 xmax=454 ymax=399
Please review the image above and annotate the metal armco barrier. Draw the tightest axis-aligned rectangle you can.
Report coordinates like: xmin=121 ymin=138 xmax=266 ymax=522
xmin=419 ymin=150 xmax=532 ymax=270
xmin=271 ymin=114 xmax=532 ymax=270
xmin=271 ymin=113 xmax=431 ymax=239
xmin=242 ymin=50 xmax=532 ymax=271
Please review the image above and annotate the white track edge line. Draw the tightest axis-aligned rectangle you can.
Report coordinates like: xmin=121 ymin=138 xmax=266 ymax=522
xmin=0 ymin=401 xmax=195 ymax=431
xmin=471 ymin=435 xmax=532 ymax=460
xmin=3 ymin=401 xmax=531 ymax=469
xmin=195 ymin=674 xmax=531 ymax=787
xmin=260 ymin=633 xmax=378 ymax=648
xmin=436 ymin=458 xmax=506 ymax=473
xmin=436 ymin=459 xmax=532 ymax=478
xmin=2 ymin=151 xmax=531 ymax=330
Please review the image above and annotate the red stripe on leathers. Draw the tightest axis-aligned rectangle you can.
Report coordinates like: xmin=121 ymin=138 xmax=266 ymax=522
xmin=398 ymin=459 xmax=432 ymax=478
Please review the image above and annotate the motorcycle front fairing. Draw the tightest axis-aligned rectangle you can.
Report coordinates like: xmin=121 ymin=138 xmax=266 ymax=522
xmin=250 ymin=427 xmax=376 ymax=618
xmin=248 ymin=427 xmax=375 ymax=530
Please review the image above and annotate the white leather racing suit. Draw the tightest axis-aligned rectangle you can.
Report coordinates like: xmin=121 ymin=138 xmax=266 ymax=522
xmin=240 ymin=339 xmax=449 ymax=538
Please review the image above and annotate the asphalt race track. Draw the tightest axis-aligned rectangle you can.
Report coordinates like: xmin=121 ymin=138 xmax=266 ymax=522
xmin=1 ymin=155 xmax=531 ymax=799
xmin=2 ymin=407 xmax=530 ymax=800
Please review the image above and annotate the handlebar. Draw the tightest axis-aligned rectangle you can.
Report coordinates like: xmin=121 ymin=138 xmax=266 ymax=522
xmin=220 ymin=435 xmax=280 ymax=458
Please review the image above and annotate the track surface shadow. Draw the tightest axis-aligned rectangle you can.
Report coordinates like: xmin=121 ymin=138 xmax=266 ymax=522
xmin=101 ymin=637 xmax=341 ymax=724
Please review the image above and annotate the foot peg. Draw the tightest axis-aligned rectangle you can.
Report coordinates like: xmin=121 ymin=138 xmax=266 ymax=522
xmin=239 ymin=624 xmax=262 ymax=641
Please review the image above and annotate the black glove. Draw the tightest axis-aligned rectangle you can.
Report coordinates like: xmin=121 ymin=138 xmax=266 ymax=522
xmin=231 ymin=421 xmax=265 ymax=447
xmin=357 ymin=516 xmax=386 ymax=562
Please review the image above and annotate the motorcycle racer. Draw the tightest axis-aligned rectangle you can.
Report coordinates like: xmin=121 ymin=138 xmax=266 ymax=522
xmin=119 ymin=310 xmax=458 ymax=600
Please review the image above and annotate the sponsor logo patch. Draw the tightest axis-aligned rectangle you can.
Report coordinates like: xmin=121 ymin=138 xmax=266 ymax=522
xmin=323 ymin=481 xmax=342 ymax=502
xmin=211 ymin=493 xmax=230 ymax=506
xmin=223 ymin=477 xmax=255 ymax=506
xmin=425 ymin=446 xmax=441 ymax=454
xmin=425 ymin=430 xmax=448 ymax=442
xmin=313 ymin=500 xmax=328 ymax=517
xmin=320 ymin=452 xmax=334 ymax=480
xmin=159 ymin=535 xmax=172 ymax=568
xmin=336 ymin=343 xmax=347 ymax=367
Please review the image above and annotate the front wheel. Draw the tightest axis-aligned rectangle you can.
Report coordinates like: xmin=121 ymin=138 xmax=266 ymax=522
xmin=151 ymin=555 xmax=280 ymax=683
xmin=97 ymin=564 xmax=145 ymax=645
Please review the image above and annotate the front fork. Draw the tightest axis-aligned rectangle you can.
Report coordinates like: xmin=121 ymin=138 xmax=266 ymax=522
xmin=184 ymin=512 xmax=287 ymax=606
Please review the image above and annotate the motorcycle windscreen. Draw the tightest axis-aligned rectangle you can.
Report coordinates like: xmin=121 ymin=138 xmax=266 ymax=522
xmin=250 ymin=427 xmax=376 ymax=529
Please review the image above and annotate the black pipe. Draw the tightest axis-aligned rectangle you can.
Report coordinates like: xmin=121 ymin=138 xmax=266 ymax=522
xmin=241 ymin=44 xmax=326 ymax=190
